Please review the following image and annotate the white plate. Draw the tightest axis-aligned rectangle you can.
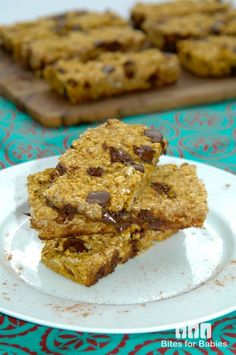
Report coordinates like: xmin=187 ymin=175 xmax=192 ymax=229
xmin=0 ymin=156 xmax=236 ymax=333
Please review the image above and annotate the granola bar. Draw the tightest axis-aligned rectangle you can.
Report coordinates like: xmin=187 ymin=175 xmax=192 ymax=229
xmin=27 ymin=163 xmax=207 ymax=239
xmin=142 ymin=14 xmax=217 ymax=52
xmin=133 ymin=163 xmax=208 ymax=231
xmin=131 ymin=0 xmax=229 ymax=28
xmin=44 ymin=49 xmax=180 ymax=103
xmin=41 ymin=229 xmax=174 ymax=286
xmin=21 ymin=26 xmax=146 ymax=70
xmin=27 ymin=168 xmax=118 ymax=239
xmin=0 ymin=11 xmax=127 ymax=58
xmin=41 ymin=119 xmax=167 ymax=222
xmin=177 ymin=35 xmax=236 ymax=77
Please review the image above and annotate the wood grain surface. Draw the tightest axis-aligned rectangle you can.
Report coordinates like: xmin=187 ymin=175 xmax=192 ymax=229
xmin=0 ymin=49 xmax=236 ymax=128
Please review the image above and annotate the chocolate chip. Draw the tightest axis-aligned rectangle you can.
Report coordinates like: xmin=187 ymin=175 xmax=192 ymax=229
xmin=148 ymin=72 xmax=158 ymax=85
xmin=102 ymin=209 xmax=131 ymax=232
xmin=144 ymin=128 xmax=163 ymax=143
xmin=67 ymin=79 xmax=77 ymax=87
xmin=56 ymin=163 xmax=67 ymax=176
xmin=131 ymin=13 xmax=145 ymax=28
xmin=231 ymin=66 xmax=236 ymax=75
xmin=210 ymin=21 xmax=223 ymax=35
xmin=95 ymin=40 xmax=122 ymax=51
xmin=63 ymin=238 xmax=88 ymax=253
xmin=133 ymin=145 xmax=155 ymax=163
xmin=60 ymin=204 xmax=77 ymax=221
xmin=151 ymin=182 xmax=170 ymax=195
xmin=109 ymin=147 xmax=133 ymax=164
xmin=87 ymin=167 xmax=104 ymax=177
xmin=131 ymin=163 xmax=144 ymax=172
xmin=102 ymin=65 xmax=115 ymax=74
xmin=102 ymin=142 xmax=109 ymax=150
xmin=138 ymin=210 xmax=166 ymax=230
xmin=130 ymin=238 xmax=139 ymax=257
xmin=86 ymin=191 xmax=110 ymax=207
xmin=123 ymin=60 xmax=136 ymax=79
xmin=83 ymin=81 xmax=91 ymax=89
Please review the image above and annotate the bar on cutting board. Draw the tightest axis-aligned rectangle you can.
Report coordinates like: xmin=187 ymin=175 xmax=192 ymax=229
xmin=177 ymin=35 xmax=236 ymax=77
xmin=44 ymin=49 xmax=180 ymax=103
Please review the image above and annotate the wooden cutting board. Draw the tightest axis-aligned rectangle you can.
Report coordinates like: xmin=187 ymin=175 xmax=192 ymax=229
xmin=0 ymin=49 xmax=236 ymax=128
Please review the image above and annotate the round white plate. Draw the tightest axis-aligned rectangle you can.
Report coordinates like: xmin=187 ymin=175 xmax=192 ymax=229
xmin=0 ymin=156 xmax=236 ymax=333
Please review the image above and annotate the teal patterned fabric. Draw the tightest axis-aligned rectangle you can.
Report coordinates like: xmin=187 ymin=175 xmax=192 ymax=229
xmin=0 ymin=96 xmax=236 ymax=354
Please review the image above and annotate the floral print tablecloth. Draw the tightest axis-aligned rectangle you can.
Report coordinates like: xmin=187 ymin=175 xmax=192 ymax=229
xmin=0 ymin=96 xmax=235 ymax=354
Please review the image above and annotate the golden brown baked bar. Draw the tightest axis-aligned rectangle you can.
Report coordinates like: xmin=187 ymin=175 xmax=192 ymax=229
xmin=142 ymin=14 xmax=217 ymax=52
xmin=177 ymin=35 xmax=236 ymax=77
xmin=0 ymin=11 xmax=127 ymax=59
xmin=44 ymin=49 xmax=180 ymax=103
xmin=42 ymin=119 xmax=166 ymax=222
xmin=41 ymin=229 xmax=175 ymax=286
xmin=28 ymin=168 xmax=118 ymax=239
xmin=21 ymin=26 xmax=146 ymax=70
xmin=133 ymin=163 xmax=208 ymax=231
xmin=130 ymin=0 xmax=229 ymax=28
xmin=27 ymin=163 xmax=207 ymax=239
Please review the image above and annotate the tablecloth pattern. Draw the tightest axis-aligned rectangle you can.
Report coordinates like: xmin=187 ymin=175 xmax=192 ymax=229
xmin=0 ymin=96 xmax=236 ymax=354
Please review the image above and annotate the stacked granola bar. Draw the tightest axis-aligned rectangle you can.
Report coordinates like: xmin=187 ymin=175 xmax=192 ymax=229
xmin=27 ymin=120 xmax=208 ymax=286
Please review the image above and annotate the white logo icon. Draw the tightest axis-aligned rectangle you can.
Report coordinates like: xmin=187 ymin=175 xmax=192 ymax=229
xmin=176 ymin=323 xmax=212 ymax=339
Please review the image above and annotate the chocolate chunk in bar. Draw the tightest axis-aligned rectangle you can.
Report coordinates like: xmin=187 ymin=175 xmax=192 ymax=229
xmin=147 ymin=72 xmax=158 ymax=85
xmin=210 ymin=21 xmax=224 ymax=35
xmin=123 ymin=60 xmax=136 ymax=79
xmin=60 ymin=204 xmax=77 ymax=221
xmin=63 ymin=238 xmax=88 ymax=253
xmin=231 ymin=66 xmax=236 ymax=75
xmin=95 ymin=40 xmax=122 ymax=51
xmin=151 ymin=182 xmax=170 ymax=195
xmin=144 ymin=128 xmax=163 ymax=143
xmin=102 ymin=209 xmax=131 ymax=232
xmin=87 ymin=167 xmax=104 ymax=177
xmin=138 ymin=209 xmax=166 ymax=230
xmin=109 ymin=147 xmax=133 ymax=164
xmin=83 ymin=81 xmax=91 ymax=89
xmin=86 ymin=191 xmax=111 ymax=207
xmin=56 ymin=163 xmax=67 ymax=176
xmin=133 ymin=145 xmax=155 ymax=162
xmin=131 ymin=163 xmax=144 ymax=172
